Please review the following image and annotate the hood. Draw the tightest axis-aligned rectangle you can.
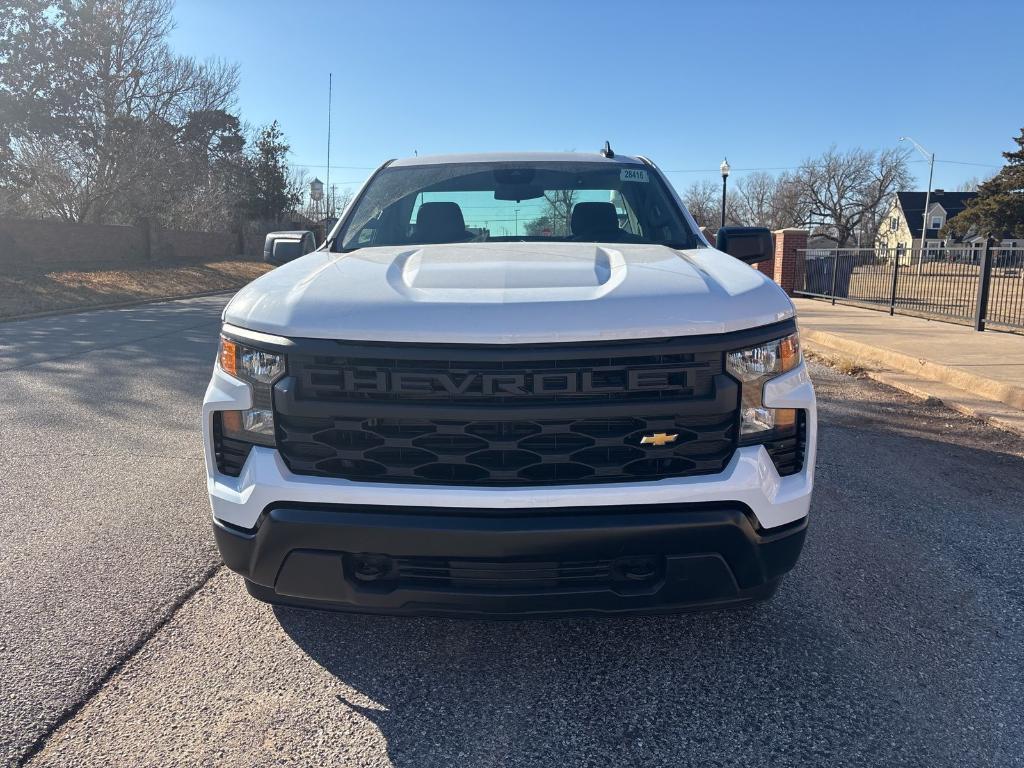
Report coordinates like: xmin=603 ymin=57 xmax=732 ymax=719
xmin=224 ymin=243 xmax=794 ymax=344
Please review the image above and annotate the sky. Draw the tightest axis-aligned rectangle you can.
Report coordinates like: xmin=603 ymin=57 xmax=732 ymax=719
xmin=169 ymin=0 xmax=1024 ymax=201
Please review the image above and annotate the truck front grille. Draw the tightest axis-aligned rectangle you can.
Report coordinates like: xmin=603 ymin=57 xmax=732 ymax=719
xmin=276 ymin=412 xmax=737 ymax=485
xmin=269 ymin=330 xmax=777 ymax=486
xmin=349 ymin=553 xmax=665 ymax=592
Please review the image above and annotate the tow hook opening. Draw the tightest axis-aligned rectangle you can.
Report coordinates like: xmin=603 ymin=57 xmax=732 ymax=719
xmin=350 ymin=553 xmax=397 ymax=583
xmin=611 ymin=556 xmax=662 ymax=583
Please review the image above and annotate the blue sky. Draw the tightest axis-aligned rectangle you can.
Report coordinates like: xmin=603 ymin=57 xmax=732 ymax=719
xmin=170 ymin=0 xmax=1024 ymax=198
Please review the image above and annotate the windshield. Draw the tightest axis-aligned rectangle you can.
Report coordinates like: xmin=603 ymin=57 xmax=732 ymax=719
xmin=332 ymin=161 xmax=699 ymax=251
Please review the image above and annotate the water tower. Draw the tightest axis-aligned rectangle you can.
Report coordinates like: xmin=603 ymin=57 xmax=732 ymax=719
xmin=309 ymin=178 xmax=325 ymax=222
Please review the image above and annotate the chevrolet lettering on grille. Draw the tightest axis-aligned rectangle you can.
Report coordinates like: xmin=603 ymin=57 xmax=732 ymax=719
xmin=338 ymin=368 xmax=691 ymax=397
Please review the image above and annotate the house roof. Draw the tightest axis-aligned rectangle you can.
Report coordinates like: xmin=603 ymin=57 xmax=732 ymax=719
xmin=896 ymin=190 xmax=976 ymax=238
xmin=807 ymin=234 xmax=839 ymax=250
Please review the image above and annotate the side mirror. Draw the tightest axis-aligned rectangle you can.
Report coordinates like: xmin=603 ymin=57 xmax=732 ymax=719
xmin=716 ymin=227 xmax=774 ymax=264
xmin=263 ymin=231 xmax=314 ymax=266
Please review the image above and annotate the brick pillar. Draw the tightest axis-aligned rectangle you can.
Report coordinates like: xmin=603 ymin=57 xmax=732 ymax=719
xmin=772 ymin=228 xmax=808 ymax=296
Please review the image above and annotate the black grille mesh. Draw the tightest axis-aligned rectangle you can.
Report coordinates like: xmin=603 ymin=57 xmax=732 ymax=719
xmin=374 ymin=554 xmax=665 ymax=592
xmin=277 ymin=411 xmax=736 ymax=485
xmin=275 ymin=339 xmax=741 ymax=486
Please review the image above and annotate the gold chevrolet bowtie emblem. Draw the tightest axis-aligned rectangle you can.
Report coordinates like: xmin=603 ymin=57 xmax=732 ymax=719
xmin=640 ymin=432 xmax=679 ymax=447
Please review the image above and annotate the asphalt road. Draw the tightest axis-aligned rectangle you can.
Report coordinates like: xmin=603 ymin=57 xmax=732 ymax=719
xmin=3 ymin=297 xmax=1024 ymax=767
xmin=0 ymin=298 xmax=227 ymax=767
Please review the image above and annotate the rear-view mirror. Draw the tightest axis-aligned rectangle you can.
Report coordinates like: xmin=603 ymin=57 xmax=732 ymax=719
xmin=716 ymin=227 xmax=774 ymax=264
xmin=494 ymin=184 xmax=545 ymax=202
xmin=264 ymin=231 xmax=314 ymax=266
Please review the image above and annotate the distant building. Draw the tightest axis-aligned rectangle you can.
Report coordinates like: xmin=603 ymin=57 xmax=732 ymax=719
xmin=806 ymin=234 xmax=839 ymax=252
xmin=877 ymin=190 xmax=978 ymax=255
xmin=876 ymin=191 xmax=1019 ymax=257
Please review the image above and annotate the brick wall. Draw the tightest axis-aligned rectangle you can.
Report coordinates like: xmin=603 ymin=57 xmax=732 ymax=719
xmin=771 ymin=228 xmax=808 ymax=296
xmin=0 ymin=216 xmax=241 ymax=273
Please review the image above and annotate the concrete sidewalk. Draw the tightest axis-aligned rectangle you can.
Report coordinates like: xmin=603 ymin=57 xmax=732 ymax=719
xmin=794 ymin=298 xmax=1024 ymax=435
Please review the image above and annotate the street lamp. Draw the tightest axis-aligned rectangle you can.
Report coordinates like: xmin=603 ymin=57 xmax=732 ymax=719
xmin=899 ymin=136 xmax=935 ymax=266
xmin=720 ymin=158 xmax=730 ymax=229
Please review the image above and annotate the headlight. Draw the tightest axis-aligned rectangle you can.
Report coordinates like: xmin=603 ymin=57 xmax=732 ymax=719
xmin=218 ymin=338 xmax=285 ymax=383
xmin=216 ymin=336 xmax=286 ymax=447
xmin=726 ymin=333 xmax=801 ymax=438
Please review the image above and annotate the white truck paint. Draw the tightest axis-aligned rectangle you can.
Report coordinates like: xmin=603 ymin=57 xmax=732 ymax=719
xmin=202 ymin=151 xmax=816 ymax=616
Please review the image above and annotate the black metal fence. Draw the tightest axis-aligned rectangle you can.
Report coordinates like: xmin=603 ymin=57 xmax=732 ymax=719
xmin=796 ymin=242 xmax=1024 ymax=333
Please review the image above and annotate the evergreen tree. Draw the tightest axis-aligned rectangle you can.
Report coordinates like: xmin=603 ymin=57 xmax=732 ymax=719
xmin=246 ymin=121 xmax=299 ymax=221
xmin=945 ymin=128 xmax=1024 ymax=239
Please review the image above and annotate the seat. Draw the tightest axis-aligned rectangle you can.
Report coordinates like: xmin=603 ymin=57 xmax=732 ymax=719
xmin=570 ymin=202 xmax=622 ymax=242
xmin=415 ymin=202 xmax=470 ymax=244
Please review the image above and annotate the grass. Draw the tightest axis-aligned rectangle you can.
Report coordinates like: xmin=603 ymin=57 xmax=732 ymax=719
xmin=804 ymin=348 xmax=865 ymax=377
xmin=0 ymin=260 xmax=272 ymax=319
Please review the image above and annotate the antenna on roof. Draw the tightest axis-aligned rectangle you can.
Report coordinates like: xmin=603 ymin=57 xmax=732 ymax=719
xmin=600 ymin=140 xmax=614 ymax=158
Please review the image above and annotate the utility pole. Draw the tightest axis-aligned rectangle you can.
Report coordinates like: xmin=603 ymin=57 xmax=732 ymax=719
xmin=326 ymin=73 xmax=332 ymax=217
xmin=899 ymin=136 xmax=935 ymax=271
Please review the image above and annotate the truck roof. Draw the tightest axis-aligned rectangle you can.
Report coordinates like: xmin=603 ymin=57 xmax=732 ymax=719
xmin=389 ymin=151 xmax=647 ymax=167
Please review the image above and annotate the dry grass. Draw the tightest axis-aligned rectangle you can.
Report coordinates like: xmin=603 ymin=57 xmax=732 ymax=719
xmin=804 ymin=348 xmax=866 ymax=377
xmin=0 ymin=260 xmax=271 ymax=319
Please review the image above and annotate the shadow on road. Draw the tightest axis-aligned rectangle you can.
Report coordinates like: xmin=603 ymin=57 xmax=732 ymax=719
xmin=0 ymin=297 xmax=226 ymax=436
xmin=273 ymin=598 xmax=824 ymax=766
xmin=269 ymin=370 xmax=1024 ymax=766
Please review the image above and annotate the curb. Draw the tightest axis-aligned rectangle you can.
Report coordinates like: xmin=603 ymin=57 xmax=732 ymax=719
xmin=863 ymin=369 xmax=1024 ymax=437
xmin=800 ymin=327 xmax=1024 ymax=411
xmin=0 ymin=288 xmax=239 ymax=324
xmin=804 ymin=337 xmax=1024 ymax=438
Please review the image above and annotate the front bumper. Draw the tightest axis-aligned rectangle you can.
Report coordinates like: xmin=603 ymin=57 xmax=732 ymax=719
xmin=203 ymin=361 xmax=816 ymax=616
xmin=214 ymin=502 xmax=807 ymax=617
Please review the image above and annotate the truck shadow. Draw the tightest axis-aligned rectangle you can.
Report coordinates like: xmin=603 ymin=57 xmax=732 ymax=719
xmin=272 ymin=599 xmax=807 ymax=766
xmin=271 ymin=391 xmax=1024 ymax=766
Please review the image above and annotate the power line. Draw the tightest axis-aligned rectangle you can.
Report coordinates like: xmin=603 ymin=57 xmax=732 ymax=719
xmin=295 ymin=157 xmax=1000 ymax=175
xmin=661 ymin=157 xmax=1000 ymax=174
xmin=294 ymin=158 xmax=1000 ymax=202
xmin=293 ymin=162 xmax=376 ymax=170
xmin=934 ymin=159 xmax=1002 ymax=168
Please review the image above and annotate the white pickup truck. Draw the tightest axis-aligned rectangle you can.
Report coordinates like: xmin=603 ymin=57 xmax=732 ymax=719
xmin=203 ymin=150 xmax=816 ymax=617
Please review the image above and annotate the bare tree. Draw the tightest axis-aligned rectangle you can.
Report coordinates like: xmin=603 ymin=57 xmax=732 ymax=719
xmin=334 ymin=188 xmax=354 ymax=217
xmin=542 ymin=189 xmax=576 ymax=236
xmin=681 ymin=179 xmax=719 ymax=229
xmin=6 ymin=0 xmax=241 ymax=226
xmin=771 ymin=172 xmax=811 ymax=230
xmin=733 ymin=172 xmax=775 ymax=228
xmin=732 ymin=171 xmax=812 ymax=231
xmin=795 ymin=146 xmax=911 ymax=246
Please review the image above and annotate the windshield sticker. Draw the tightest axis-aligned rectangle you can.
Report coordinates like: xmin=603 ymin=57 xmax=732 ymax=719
xmin=620 ymin=168 xmax=649 ymax=183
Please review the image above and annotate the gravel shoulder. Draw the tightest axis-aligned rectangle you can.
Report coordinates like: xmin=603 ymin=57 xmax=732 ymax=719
xmin=22 ymin=363 xmax=1024 ymax=768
